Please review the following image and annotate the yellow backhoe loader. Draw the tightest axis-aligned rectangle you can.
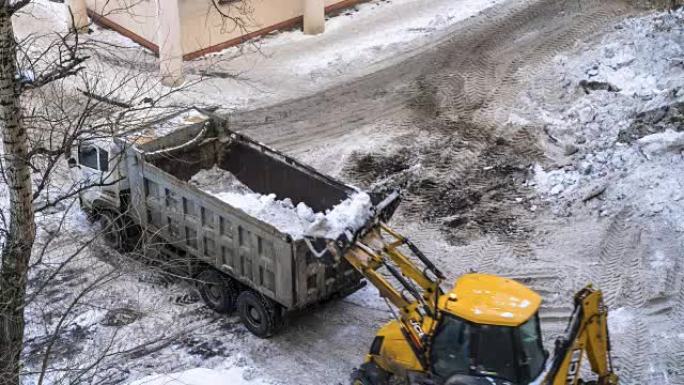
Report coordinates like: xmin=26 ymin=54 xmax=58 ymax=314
xmin=330 ymin=223 xmax=619 ymax=385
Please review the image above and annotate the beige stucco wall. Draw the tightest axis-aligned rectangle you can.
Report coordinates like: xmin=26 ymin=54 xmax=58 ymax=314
xmin=87 ymin=0 xmax=348 ymax=57
xmin=179 ymin=0 xmax=340 ymax=55
xmin=87 ymin=0 xmax=159 ymax=45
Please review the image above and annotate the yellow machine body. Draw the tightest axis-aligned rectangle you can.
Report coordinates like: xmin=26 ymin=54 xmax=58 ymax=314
xmin=369 ymin=273 xmax=542 ymax=377
xmin=341 ymin=223 xmax=618 ymax=385
xmin=441 ymin=273 xmax=542 ymax=327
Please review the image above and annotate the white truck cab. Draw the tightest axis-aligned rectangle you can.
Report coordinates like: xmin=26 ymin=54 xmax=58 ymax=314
xmin=70 ymin=138 xmax=126 ymax=213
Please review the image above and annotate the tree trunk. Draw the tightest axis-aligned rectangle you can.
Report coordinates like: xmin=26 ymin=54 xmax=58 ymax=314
xmin=0 ymin=8 xmax=36 ymax=385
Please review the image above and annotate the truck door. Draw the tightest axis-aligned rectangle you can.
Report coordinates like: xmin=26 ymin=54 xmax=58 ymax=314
xmin=72 ymin=141 xmax=114 ymax=209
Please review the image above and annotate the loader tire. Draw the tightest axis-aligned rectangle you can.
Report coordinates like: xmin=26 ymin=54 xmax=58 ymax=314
xmin=351 ymin=362 xmax=388 ymax=385
xmin=350 ymin=370 xmax=373 ymax=385
xmin=197 ymin=269 xmax=238 ymax=314
xmin=237 ymin=290 xmax=281 ymax=338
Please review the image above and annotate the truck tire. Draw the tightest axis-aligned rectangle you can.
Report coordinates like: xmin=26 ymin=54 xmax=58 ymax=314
xmin=98 ymin=211 xmax=123 ymax=250
xmin=236 ymin=290 xmax=281 ymax=338
xmin=120 ymin=215 xmax=142 ymax=253
xmin=196 ymin=269 xmax=238 ymax=314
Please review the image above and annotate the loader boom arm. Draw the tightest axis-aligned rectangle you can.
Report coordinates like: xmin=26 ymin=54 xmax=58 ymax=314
xmin=544 ymin=287 xmax=619 ymax=385
xmin=339 ymin=223 xmax=445 ymax=365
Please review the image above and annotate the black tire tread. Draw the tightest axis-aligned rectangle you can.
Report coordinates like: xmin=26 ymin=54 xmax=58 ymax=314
xmin=197 ymin=269 xmax=239 ymax=314
xmin=236 ymin=290 xmax=281 ymax=338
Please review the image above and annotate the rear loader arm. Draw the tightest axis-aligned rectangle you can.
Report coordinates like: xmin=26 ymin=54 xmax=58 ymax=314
xmin=544 ymin=287 xmax=619 ymax=385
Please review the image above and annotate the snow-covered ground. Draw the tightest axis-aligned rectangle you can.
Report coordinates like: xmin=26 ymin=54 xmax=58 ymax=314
xmin=179 ymin=0 xmax=507 ymax=108
xmin=16 ymin=0 xmax=506 ymax=110
xmin=506 ymin=8 xmax=684 ymax=384
xmin=15 ymin=1 xmax=684 ymax=385
xmin=129 ymin=368 xmax=268 ymax=385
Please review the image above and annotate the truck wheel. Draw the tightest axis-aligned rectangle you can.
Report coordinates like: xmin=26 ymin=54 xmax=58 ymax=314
xmin=98 ymin=211 xmax=123 ymax=250
xmin=120 ymin=216 xmax=142 ymax=253
xmin=196 ymin=269 xmax=238 ymax=314
xmin=236 ymin=290 xmax=281 ymax=338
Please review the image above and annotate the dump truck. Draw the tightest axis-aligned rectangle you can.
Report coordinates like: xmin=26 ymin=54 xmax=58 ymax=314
xmin=70 ymin=107 xmax=400 ymax=337
xmin=72 ymin=107 xmax=618 ymax=385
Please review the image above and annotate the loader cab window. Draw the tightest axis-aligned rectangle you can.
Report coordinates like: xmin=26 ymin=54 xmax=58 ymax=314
xmin=431 ymin=315 xmax=471 ymax=377
xmin=519 ymin=315 xmax=545 ymax=380
xmin=471 ymin=323 xmax=517 ymax=381
xmin=430 ymin=313 xmax=546 ymax=384
xmin=78 ymin=144 xmax=109 ymax=171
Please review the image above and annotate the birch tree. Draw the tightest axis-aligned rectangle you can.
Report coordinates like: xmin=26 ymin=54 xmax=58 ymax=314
xmin=0 ymin=0 xmax=253 ymax=382
xmin=0 ymin=2 xmax=41 ymax=383
xmin=0 ymin=2 xmax=96 ymax=384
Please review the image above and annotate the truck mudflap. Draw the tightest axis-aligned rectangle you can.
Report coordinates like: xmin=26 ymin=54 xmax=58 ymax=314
xmin=303 ymin=190 xmax=401 ymax=265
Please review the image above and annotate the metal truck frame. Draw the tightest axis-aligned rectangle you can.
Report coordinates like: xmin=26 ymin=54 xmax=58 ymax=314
xmin=70 ymin=108 xmax=399 ymax=337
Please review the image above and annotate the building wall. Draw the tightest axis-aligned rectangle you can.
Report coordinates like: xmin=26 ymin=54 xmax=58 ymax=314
xmin=87 ymin=0 xmax=360 ymax=60
xmin=87 ymin=0 xmax=160 ymax=51
xmin=178 ymin=0 xmax=343 ymax=58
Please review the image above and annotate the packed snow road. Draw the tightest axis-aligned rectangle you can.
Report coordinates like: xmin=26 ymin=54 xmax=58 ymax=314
xmin=229 ymin=0 xmax=633 ymax=153
xmin=227 ymin=0 xmax=683 ymax=384
xmin=22 ymin=0 xmax=684 ymax=385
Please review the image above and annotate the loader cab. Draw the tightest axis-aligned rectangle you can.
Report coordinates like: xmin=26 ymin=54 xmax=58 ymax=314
xmin=431 ymin=274 xmax=547 ymax=385
xmin=429 ymin=313 xmax=547 ymax=385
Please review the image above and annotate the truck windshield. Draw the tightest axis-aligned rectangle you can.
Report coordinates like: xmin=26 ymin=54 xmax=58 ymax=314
xmin=78 ymin=145 xmax=99 ymax=170
xmin=430 ymin=314 xmax=545 ymax=384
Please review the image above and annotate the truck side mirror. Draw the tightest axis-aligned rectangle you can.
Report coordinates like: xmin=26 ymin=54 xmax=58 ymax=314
xmin=68 ymin=157 xmax=78 ymax=169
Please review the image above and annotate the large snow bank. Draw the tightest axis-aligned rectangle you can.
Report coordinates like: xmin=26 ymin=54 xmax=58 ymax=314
xmin=128 ymin=367 xmax=267 ymax=385
xmin=190 ymin=166 xmax=373 ymax=239
xmin=515 ymin=8 xmax=684 ymax=218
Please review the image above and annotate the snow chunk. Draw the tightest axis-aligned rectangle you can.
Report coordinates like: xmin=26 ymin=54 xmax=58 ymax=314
xmin=532 ymin=163 xmax=580 ymax=196
xmin=637 ymin=129 xmax=684 ymax=156
xmin=71 ymin=309 xmax=105 ymax=328
xmin=190 ymin=166 xmax=373 ymax=240
xmin=189 ymin=165 xmax=251 ymax=195
xmin=307 ymin=191 xmax=373 ymax=239
xmin=128 ymin=367 xmax=267 ymax=385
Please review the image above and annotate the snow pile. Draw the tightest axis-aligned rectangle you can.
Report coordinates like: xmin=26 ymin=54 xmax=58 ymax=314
xmin=513 ymin=8 xmax=684 ymax=219
xmin=637 ymin=129 xmax=684 ymax=155
xmin=128 ymin=367 xmax=268 ymax=385
xmin=190 ymin=166 xmax=373 ymax=239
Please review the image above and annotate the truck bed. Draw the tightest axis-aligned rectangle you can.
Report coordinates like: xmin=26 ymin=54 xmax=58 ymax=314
xmin=121 ymin=109 xmax=399 ymax=310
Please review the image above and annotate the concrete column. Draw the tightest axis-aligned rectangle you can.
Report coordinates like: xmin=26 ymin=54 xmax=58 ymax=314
xmin=157 ymin=0 xmax=184 ymax=87
xmin=303 ymin=0 xmax=325 ymax=35
xmin=67 ymin=0 xmax=89 ymax=32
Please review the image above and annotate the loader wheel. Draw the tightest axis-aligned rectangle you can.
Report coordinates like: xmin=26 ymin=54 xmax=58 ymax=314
xmin=350 ymin=362 xmax=388 ymax=385
xmin=237 ymin=290 xmax=281 ymax=338
xmin=350 ymin=370 xmax=373 ymax=385
xmin=197 ymin=269 xmax=238 ymax=314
